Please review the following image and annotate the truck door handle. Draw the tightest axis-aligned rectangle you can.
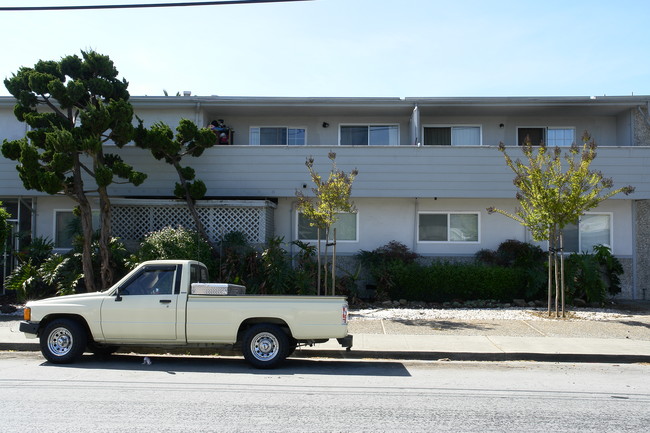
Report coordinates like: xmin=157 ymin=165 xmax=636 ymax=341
xmin=159 ymin=299 xmax=172 ymax=304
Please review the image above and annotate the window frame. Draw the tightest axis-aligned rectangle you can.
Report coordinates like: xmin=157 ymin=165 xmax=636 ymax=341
xmin=117 ymin=264 xmax=180 ymax=296
xmin=338 ymin=124 xmax=400 ymax=146
xmin=558 ymin=212 xmax=613 ymax=253
xmin=249 ymin=126 xmax=307 ymax=146
xmin=53 ymin=210 xmax=76 ymax=249
xmin=422 ymin=124 xmax=483 ymax=146
xmin=516 ymin=126 xmax=576 ymax=147
xmin=417 ymin=211 xmax=481 ymax=243
xmin=53 ymin=209 xmax=100 ymax=250
xmin=296 ymin=211 xmax=359 ymax=243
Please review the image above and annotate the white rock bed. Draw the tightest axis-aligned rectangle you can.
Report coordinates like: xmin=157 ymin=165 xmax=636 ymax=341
xmin=350 ymin=307 xmax=633 ymax=322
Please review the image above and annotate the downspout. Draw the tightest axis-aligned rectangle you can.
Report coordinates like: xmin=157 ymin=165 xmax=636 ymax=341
xmin=195 ymin=101 xmax=202 ymax=127
xmin=413 ymin=197 xmax=419 ymax=253
xmin=632 ymin=200 xmax=639 ymax=300
xmin=289 ymin=200 xmax=296 ymax=261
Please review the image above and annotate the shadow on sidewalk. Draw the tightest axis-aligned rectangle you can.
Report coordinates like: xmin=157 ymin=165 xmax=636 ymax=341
xmin=389 ymin=319 xmax=494 ymax=331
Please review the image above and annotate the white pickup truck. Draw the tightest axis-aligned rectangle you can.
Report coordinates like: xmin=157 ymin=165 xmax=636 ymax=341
xmin=19 ymin=260 xmax=352 ymax=368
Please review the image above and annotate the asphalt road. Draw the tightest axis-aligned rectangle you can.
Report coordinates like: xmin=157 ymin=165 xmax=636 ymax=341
xmin=1 ymin=352 xmax=648 ymax=432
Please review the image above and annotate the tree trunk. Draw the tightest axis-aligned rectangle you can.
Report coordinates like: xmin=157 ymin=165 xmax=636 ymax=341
xmin=78 ymin=198 xmax=96 ymax=293
xmin=547 ymin=243 xmax=553 ymax=317
xmin=173 ymin=162 xmax=214 ymax=251
xmin=331 ymin=228 xmax=336 ymax=296
xmin=553 ymin=226 xmax=560 ymax=318
xmin=72 ymin=158 xmax=96 ymax=293
xmin=322 ymin=226 xmax=330 ymax=296
xmin=317 ymin=227 xmax=321 ymax=296
xmin=560 ymin=231 xmax=566 ymax=317
xmin=98 ymin=187 xmax=114 ymax=290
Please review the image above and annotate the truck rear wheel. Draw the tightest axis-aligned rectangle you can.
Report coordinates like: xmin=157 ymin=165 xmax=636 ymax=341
xmin=242 ymin=324 xmax=289 ymax=369
xmin=40 ymin=319 xmax=87 ymax=364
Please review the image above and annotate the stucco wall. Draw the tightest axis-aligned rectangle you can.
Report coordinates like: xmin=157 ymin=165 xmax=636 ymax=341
xmin=634 ymin=200 xmax=650 ymax=300
xmin=633 ymin=106 xmax=650 ymax=147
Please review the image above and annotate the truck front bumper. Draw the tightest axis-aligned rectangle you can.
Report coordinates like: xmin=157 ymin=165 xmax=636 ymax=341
xmin=337 ymin=335 xmax=353 ymax=351
xmin=19 ymin=321 xmax=39 ymax=336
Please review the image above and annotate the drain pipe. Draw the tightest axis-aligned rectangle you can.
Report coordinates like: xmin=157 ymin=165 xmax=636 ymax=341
xmin=195 ymin=101 xmax=201 ymax=127
xmin=413 ymin=197 xmax=419 ymax=253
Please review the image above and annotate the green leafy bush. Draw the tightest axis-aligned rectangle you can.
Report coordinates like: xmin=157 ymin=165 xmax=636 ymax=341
xmin=219 ymin=234 xmax=318 ymax=295
xmin=3 ymin=237 xmax=82 ymax=302
xmin=136 ymin=226 xmax=217 ymax=277
xmin=565 ymin=245 xmax=624 ymax=304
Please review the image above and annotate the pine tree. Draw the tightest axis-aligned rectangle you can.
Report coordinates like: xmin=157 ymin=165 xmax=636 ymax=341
xmin=1 ymin=51 xmax=146 ymax=291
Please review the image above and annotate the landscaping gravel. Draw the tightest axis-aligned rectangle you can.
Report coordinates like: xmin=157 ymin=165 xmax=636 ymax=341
xmin=350 ymin=307 xmax=643 ymax=322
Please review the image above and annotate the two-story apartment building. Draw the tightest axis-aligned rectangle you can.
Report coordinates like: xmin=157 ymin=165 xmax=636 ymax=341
xmin=1 ymin=95 xmax=650 ymax=299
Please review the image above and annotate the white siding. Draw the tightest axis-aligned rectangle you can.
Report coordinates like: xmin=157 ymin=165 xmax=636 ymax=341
xmin=105 ymin=145 xmax=650 ymax=200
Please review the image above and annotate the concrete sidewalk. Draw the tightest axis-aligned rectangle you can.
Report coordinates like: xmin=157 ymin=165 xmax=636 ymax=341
xmin=2 ymin=312 xmax=650 ymax=364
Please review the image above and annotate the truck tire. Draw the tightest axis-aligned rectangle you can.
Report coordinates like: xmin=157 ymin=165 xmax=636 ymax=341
xmin=39 ymin=319 xmax=88 ymax=364
xmin=242 ymin=324 xmax=289 ymax=369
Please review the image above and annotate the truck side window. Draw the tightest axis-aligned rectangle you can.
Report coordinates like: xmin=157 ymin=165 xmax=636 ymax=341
xmin=191 ymin=264 xmax=209 ymax=284
xmin=121 ymin=268 xmax=175 ymax=296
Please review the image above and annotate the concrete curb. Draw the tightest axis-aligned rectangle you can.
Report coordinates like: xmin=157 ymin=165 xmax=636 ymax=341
xmin=3 ymin=341 xmax=650 ymax=365
xmin=291 ymin=349 xmax=650 ymax=364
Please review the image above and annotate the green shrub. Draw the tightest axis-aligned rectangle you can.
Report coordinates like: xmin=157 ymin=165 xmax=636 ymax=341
xmin=137 ymin=226 xmax=217 ymax=277
xmin=388 ymin=261 xmax=526 ymax=303
xmin=565 ymin=245 xmax=624 ymax=304
xmin=476 ymin=239 xmax=546 ymax=299
xmin=357 ymin=241 xmax=419 ymax=300
xmin=218 ymin=234 xmax=319 ymax=295
xmin=4 ymin=237 xmax=84 ymax=302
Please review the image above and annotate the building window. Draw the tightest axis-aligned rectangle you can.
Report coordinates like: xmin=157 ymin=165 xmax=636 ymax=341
xmin=250 ymin=127 xmax=306 ymax=145
xmin=560 ymin=213 xmax=612 ymax=253
xmin=517 ymin=127 xmax=575 ymax=146
xmin=340 ymin=125 xmax=398 ymax=146
xmin=418 ymin=212 xmax=479 ymax=242
xmin=54 ymin=211 xmax=76 ymax=248
xmin=423 ymin=126 xmax=481 ymax=146
xmin=297 ymin=212 xmax=358 ymax=241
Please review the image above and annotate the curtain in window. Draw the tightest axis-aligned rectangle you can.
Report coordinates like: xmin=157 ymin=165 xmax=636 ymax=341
xmin=369 ymin=125 xmax=398 ymax=146
xmin=260 ymin=128 xmax=287 ymax=145
xmin=418 ymin=214 xmax=448 ymax=241
xmin=298 ymin=213 xmax=357 ymax=241
xmin=581 ymin=214 xmax=611 ymax=251
xmin=424 ymin=127 xmax=451 ymax=146
xmin=547 ymin=128 xmax=575 ymax=147
xmin=449 ymin=214 xmax=479 ymax=241
xmin=451 ymin=127 xmax=480 ymax=146
xmin=341 ymin=126 xmax=368 ymax=146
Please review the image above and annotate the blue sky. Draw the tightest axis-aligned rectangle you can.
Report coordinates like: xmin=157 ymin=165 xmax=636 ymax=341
xmin=1 ymin=0 xmax=649 ymax=98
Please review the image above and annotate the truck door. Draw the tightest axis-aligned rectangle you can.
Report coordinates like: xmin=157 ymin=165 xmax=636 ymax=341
xmin=100 ymin=264 xmax=181 ymax=341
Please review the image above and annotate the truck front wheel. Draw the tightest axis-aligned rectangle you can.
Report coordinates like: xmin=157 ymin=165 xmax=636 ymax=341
xmin=40 ymin=319 xmax=87 ymax=364
xmin=242 ymin=324 xmax=289 ymax=369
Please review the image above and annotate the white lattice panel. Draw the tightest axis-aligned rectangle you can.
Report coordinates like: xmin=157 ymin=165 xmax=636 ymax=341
xmin=111 ymin=201 xmax=275 ymax=244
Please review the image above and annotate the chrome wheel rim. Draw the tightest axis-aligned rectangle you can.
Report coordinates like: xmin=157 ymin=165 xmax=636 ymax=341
xmin=250 ymin=332 xmax=279 ymax=362
xmin=47 ymin=327 xmax=73 ymax=357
